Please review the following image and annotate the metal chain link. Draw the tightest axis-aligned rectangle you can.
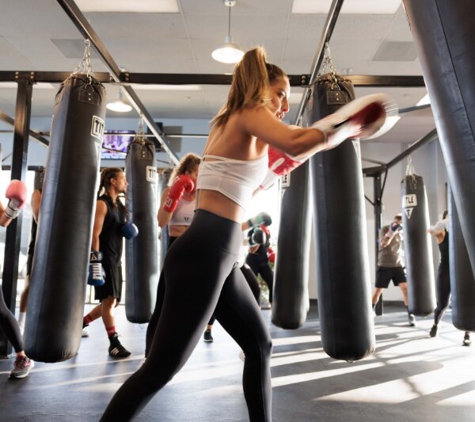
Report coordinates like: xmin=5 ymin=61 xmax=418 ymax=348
xmin=72 ymin=39 xmax=95 ymax=82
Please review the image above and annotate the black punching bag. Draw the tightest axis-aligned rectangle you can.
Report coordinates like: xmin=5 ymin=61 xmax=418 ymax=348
xmin=309 ymin=74 xmax=374 ymax=361
xmin=25 ymin=74 xmax=105 ymax=362
xmin=403 ymin=0 xmax=475 ymax=278
xmin=271 ymin=161 xmax=311 ymax=329
xmin=401 ymin=172 xmax=435 ymax=316
xmin=125 ymin=136 xmax=159 ymax=323
xmin=449 ymin=189 xmax=475 ymax=332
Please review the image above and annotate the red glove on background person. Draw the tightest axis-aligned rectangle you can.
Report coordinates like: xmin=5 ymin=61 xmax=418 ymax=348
xmin=4 ymin=179 xmax=27 ymax=219
xmin=163 ymin=175 xmax=195 ymax=213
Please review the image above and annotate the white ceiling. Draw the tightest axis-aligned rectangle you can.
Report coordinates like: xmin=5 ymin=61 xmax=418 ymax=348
xmin=0 ymin=0 xmax=435 ymax=144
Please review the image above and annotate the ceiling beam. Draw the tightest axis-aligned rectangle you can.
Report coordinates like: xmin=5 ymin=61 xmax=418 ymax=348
xmin=0 ymin=71 xmax=425 ymax=88
xmin=56 ymin=0 xmax=179 ymax=165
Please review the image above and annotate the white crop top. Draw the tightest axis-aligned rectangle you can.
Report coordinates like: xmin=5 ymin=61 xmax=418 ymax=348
xmin=169 ymin=197 xmax=196 ymax=226
xmin=196 ymin=154 xmax=268 ymax=209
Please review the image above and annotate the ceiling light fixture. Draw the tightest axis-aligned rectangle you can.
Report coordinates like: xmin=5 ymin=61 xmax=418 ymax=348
xmin=212 ymin=0 xmax=244 ymax=64
xmin=106 ymin=90 xmax=132 ymax=113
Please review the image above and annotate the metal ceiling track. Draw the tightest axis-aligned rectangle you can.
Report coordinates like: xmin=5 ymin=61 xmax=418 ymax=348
xmin=56 ymin=0 xmax=179 ymax=165
xmin=0 ymin=71 xmax=425 ymax=88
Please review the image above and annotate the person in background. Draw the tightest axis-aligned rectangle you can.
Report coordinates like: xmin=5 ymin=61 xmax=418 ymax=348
xmin=18 ymin=170 xmax=43 ymax=332
xmin=427 ymin=210 xmax=470 ymax=346
xmin=145 ymin=153 xmax=201 ymax=352
xmin=245 ymin=220 xmax=274 ymax=308
xmin=81 ymin=168 xmax=138 ymax=358
xmin=99 ymin=46 xmax=393 ymax=421
xmin=0 ymin=179 xmax=34 ymax=378
xmin=371 ymin=214 xmax=416 ymax=326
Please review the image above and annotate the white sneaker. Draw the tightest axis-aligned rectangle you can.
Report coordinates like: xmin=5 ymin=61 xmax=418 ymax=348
xmin=81 ymin=328 xmax=89 ymax=338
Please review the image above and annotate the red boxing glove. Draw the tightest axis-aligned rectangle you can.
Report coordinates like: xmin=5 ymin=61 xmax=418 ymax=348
xmin=259 ymin=147 xmax=308 ymax=190
xmin=267 ymin=246 xmax=276 ymax=263
xmin=163 ymin=175 xmax=195 ymax=213
xmin=5 ymin=180 xmax=27 ymax=219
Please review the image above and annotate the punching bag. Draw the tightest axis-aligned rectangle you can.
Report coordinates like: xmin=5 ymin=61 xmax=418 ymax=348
xmin=403 ymin=0 xmax=475 ymax=278
xmin=309 ymin=73 xmax=374 ymax=361
xmin=25 ymin=74 xmax=105 ymax=362
xmin=125 ymin=136 xmax=159 ymax=323
xmin=272 ymin=161 xmax=311 ymax=329
xmin=448 ymin=188 xmax=475 ymax=332
xmin=401 ymin=171 xmax=435 ymax=315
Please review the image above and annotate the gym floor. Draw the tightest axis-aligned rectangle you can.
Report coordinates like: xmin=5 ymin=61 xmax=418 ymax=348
xmin=1 ymin=302 xmax=474 ymax=422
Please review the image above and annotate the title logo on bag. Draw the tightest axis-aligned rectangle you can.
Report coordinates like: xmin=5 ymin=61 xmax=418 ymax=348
xmin=146 ymin=166 xmax=157 ymax=183
xmin=403 ymin=194 xmax=417 ymax=219
xmin=91 ymin=116 xmax=105 ymax=141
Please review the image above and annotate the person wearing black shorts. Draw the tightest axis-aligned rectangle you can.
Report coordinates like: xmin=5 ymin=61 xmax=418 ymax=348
xmin=372 ymin=214 xmax=416 ymax=326
xmin=81 ymin=168 xmax=132 ymax=358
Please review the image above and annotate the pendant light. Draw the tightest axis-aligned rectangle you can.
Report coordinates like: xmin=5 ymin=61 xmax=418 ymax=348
xmin=106 ymin=89 xmax=132 ymax=113
xmin=212 ymin=0 xmax=244 ymax=64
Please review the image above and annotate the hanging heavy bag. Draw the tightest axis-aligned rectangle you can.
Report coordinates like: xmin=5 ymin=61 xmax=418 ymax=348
xmin=125 ymin=135 xmax=159 ymax=323
xmin=448 ymin=188 xmax=475 ymax=332
xmin=401 ymin=169 xmax=435 ymax=316
xmin=309 ymin=71 xmax=375 ymax=362
xmin=403 ymin=0 xmax=475 ymax=277
xmin=25 ymin=72 xmax=105 ymax=362
xmin=271 ymin=160 xmax=312 ymax=329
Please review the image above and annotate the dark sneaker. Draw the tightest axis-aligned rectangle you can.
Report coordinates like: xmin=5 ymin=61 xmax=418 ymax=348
xmin=10 ymin=356 xmax=34 ymax=379
xmin=108 ymin=333 xmax=131 ymax=358
xmin=203 ymin=330 xmax=214 ymax=343
xmin=408 ymin=314 xmax=416 ymax=327
xmin=429 ymin=325 xmax=438 ymax=337
xmin=463 ymin=333 xmax=471 ymax=346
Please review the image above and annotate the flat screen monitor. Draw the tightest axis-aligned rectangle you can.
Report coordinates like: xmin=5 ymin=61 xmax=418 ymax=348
xmin=101 ymin=131 xmax=135 ymax=160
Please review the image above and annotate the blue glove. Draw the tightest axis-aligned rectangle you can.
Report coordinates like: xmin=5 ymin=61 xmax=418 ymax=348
xmin=88 ymin=251 xmax=105 ymax=286
xmin=121 ymin=222 xmax=139 ymax=239
xmin=389 ymin=222 xmax=402 ymax=232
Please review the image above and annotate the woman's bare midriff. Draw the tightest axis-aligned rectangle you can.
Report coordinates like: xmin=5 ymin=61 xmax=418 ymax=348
xmin=168 ymin=225 xmax=190 ymax=238
xmin=196 ymin=189 xmax=244 ymax=223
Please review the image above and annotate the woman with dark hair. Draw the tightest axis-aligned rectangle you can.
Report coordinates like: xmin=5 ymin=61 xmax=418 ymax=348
xmin=428 ymin=210 xmax=470 ymax=345
xmin=100 ymin=46 xmax=392 ymax=421
xmin=82 ymin=167 xmax=137 ymax=358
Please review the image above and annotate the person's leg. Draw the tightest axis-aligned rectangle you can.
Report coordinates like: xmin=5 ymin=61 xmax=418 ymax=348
xmin=203 ymin=314 xmax=215 ymax=342
xmin=430 ymin=266 xmax=451 ymax=337
xmin=145 ymin=271 xmax=166 ymax=356
xmin=258 ymin=262 xmax=274 ymax=305
xmin=18 ymin=274 xmax=30 ymax=330
xmin=372 ymin=267 xmax=391 ymax=312
xmin=214 ymin=266 xmax=273 ymax=422
xmin=0 ymin=285 xmax=33 ymax=379
xmin=397 ymin=281 xmax=416 ymax=326
xmin=99 ymin=210 xmax=242 ymax=421
xmin=240 ymin=263 xmax=261 ymax=305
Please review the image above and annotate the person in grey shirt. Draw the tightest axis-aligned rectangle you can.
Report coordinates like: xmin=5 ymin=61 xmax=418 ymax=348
xmin=371 ymin=213 xmax=416 ymax=326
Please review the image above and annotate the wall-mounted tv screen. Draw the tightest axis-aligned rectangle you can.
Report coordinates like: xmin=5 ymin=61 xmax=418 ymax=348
xmin=101 ymin=131 xmax=135 ymax=160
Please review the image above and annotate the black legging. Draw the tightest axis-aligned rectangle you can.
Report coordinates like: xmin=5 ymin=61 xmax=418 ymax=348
xmin=102 ymin=210 xmax=273 ymax=422
xmin=0 ymin=284 xmax=24 ymax=352
xmin=434 ymin=264 xmax=451 ymax=325
xmin=246 ymin=252 xmax=274 ymax=303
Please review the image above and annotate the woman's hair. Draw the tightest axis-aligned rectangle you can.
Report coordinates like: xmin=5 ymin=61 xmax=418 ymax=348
xmin=98 ymin=167 xmax=128 ymax=212
xmin=168 ymin=153 xmax=201 ymax=186
xmin=211 ymin=46 xmax=287 ymax=128
xmin=442 ymin=209 xmax=448 ymax=219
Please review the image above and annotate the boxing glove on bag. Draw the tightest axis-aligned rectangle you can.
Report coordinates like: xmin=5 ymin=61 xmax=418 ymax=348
xmin=403 ymin=0 xmax=475 ymax=277
xmin=272 ymin=161 xmax=312 ymax=329
xmin=125 ymin=137 xmax=159 ymax=323
xmin=25 ymin=73 xmax=105 ymax=362
xmin=448 ymin=188 xmax=475 ymax=332
xmin=309 ymin=73 xmax=375 ymax=361
xmin=401 ymin=173 xmax=436 ymax=316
